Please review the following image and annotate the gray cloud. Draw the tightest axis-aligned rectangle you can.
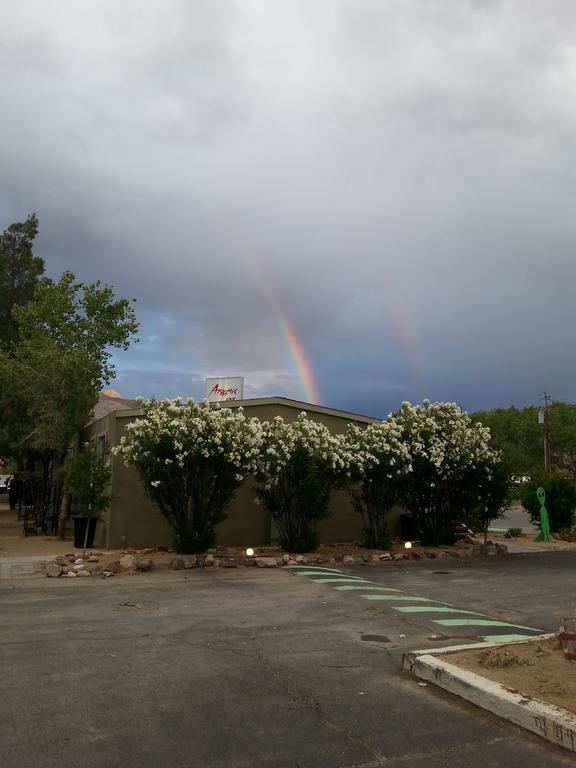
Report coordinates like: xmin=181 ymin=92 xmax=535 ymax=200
xmin=2 ymin=0 xmax=576 ymax=416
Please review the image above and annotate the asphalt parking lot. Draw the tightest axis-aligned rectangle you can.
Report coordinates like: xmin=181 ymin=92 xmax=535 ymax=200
xmin=2 ymin=553 xmax=576 ymax=768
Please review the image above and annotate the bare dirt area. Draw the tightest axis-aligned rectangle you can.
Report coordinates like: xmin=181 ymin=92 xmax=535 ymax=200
xmin=447 ymin=638 xmax=576 ymax=715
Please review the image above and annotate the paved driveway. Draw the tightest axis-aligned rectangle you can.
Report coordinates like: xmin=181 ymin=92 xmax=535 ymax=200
xmin=2 ymin=554 xmax=575 ymax=768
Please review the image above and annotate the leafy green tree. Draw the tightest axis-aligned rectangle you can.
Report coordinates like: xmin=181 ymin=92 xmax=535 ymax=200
xmin=0 ymin=269 xmax=138 ymax=533
xmin=471 ymin=406 xmax=542 ymax=477
xmin=520 ymin=474 xmax=576 ymax=532
xmin=459 ymin=461 xmax=511 ymax=543
xmin=68 ymin=443 xmax=111 ymax=550
xmin=547 ymin=402 xmax=576 ymax=485
xmin=0 ymin=214 xmax=44 ymax=347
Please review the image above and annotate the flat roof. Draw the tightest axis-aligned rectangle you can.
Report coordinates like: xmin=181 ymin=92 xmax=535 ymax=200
xmin=85 ymin=396 xmax=379 ymax=428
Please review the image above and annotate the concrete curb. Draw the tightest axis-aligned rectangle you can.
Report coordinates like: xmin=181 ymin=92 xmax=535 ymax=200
xmin=403 ymin=634 xmax=576 ymax=752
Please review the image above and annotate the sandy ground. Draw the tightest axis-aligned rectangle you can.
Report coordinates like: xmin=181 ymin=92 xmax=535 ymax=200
xmin=448 ymin=638 xmax=576 ymax=715
xmin=0 ymin=497 xmax=75 ymax=557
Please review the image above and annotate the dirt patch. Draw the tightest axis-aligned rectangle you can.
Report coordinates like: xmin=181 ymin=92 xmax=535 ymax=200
xmin=447 ymin=638 xmax=576 ymax=714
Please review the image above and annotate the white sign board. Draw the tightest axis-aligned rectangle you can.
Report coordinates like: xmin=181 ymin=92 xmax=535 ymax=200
xmin=205 ymin=377 xmax=244 ymax=402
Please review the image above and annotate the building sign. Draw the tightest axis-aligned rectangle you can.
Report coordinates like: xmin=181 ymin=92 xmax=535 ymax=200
xmin=204 ymin=377 xmax=244 ymax=402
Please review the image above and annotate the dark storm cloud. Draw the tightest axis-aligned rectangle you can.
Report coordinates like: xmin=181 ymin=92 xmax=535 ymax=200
xmin=2 ymin=0 xmax=576 ymax=415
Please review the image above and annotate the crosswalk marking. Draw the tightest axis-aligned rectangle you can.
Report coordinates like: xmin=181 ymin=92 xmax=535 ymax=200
xmin=334 ymin=585 xmax=401 ymax=592
xmin=433 ymin=618 xmax=541 ymax=631
xmin=359 ymin=594 xmax=436 ymax=602
xmin=313 ymin=577 xmax=373 ymax=584
xmin=393 ymin=606 xmax=486 ymax=615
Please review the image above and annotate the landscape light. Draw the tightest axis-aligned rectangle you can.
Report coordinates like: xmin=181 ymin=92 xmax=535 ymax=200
xmin=404 ymin=541 xmax=412 ymax=549
xmin=245 ymin=547 xmax=254 ymax=557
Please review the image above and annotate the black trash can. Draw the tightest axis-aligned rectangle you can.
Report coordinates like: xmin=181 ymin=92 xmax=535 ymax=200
xmin=73 ymin=516 xmax=98 ymax=549
xmin=400 ymin=513 xmax=417 ymax=541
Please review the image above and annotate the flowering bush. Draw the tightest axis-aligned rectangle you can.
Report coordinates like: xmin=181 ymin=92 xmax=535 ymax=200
xmin=338 ymin=421 xmax=412 ymax=548
xmin=254 ymin=413 xmax=343 ymax=552
xmin=114 ymin=398 xmax=262 ymax=553
xmin=388 ymin=401 xmax=501 ymax=545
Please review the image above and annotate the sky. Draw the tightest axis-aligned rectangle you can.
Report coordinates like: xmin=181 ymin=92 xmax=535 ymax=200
xmin=2 ymin=0 xmax=576 ymax=418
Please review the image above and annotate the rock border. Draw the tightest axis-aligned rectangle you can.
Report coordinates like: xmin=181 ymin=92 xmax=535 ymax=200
xmin=403 ymin=635 xmax=576 ymax=752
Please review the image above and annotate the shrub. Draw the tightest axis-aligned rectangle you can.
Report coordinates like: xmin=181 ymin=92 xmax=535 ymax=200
xmin=254 ymin=413 xmax=342 ymax=552
xmin=338 ymin=420 xmax=411 ymax=548
xmin=389 ymin=401 xmax=502 ymax=546
xmin=520 ymin=474 xmax=576 ymax=532
xmin=114 ymin=399 xmax=262 ymax=553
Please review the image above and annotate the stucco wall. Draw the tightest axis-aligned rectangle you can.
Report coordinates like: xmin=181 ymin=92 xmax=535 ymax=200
xmin=80 ymin=399 xmax=387 ymax=549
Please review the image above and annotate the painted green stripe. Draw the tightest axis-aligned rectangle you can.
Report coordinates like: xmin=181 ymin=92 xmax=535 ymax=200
xmin=359 ymin=595 xmax=435 ymax=602
xmin=285 ymin=566 xmax=343 ymax=572
xmin=393 ymin=606 xmax=486 ymax=615
xmin=293 ymin=570 xmax=351 ymax=577
xmin=433 ymin=619 xmax=541 ymax=631
xmin=482 ymin=634 xmax=534 ymax=643
xmin=313 ymin=577 xmax=372 ymax=584
xmin=334 ymin=585 xmax=401 ymax=592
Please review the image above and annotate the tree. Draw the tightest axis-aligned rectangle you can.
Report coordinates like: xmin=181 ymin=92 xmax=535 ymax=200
xmin=338 ymin=421 xmax=411 ymax=548
xmin=0 ymin=270 xmax=138 ymax=456
xmin=0 ymin=269 xmax=138 ymax=535
xmin=520 ymin=474 xmax=576 ymax=532
xmin=459 ymin=460 xmax=511 ymax=543
xmin=68 ymin=443 xmax=111 ymax=550
xmin=0 ymin=214 xmax=44 ymax=347
xmin=115 ymin=399 xmax=262 ymax=553
xmin=253 ymin=413 xmax=342 ymax=552
xmin=471 ymin=406 xmax=542 ymax=478
xmin=390 ymin=401 xmax=502 ymax=545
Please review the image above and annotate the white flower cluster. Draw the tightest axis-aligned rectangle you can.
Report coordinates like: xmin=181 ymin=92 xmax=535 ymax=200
xmin=388 ymin=400 xmax=500 ymax=478
xmin=337 ymin=420 xmax=412 ymax=484
xmin=113 ymin=398 xmax=263 ymax=489
xmin=254 ymin=412 xmax=344 ymax=491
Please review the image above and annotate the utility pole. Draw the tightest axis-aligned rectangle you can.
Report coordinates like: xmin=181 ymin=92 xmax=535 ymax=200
xmin=541 ymin=392 xmax=552 ymax=475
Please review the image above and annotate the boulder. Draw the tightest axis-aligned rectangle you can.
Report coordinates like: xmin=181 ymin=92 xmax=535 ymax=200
xmin=171 ymin=558 xmax=185 ymax=570
xmin=136 ymin=558 xmax=154 ymax=572
xmin=65 ymin=571 xmax=77 ymax=578
xmin=76 ymin=569 xmax=91 ymax=577
xmin=255 ymin=557 xmax=278 ymax=568
xmin=46 ymin=562 xmax=63 ymax=578
xmin=104 ymin=560 xmax=123 ymax=573
xmin=295 ymin=555 xmax=306 ymax=564
xmin=342 ymin=555 xmax=356 ymax=564
xmin=204 ymin=554 xmax=215 ymax=567
xmin=184 ymin=557 xmax=197 ymax=569
xmin=495 ymin=543 xmax=508 ymax=556
xmin=282 ymin=554 xmax=290 ymax=564
xmin=221 ymin=558 xmax=237 ymax=568
xmin=379 ymin=552 xmax=392 ymax=561
xmin=119 ymin=554 xmax=136 ymax=570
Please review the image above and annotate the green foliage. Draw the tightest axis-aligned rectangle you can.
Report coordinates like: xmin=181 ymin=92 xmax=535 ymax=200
xmin=459 ymin=461 xmax=511 ymax=543
xmin=471 ymin=406 xmax=542 ymax=477
xmin=115 ymin=399 xmax=262 ymax=554
xmin=68 ymin=444 xmax=111 ymax=519
xmin=0 ymin=214 xmax=44 ymax=347
xmin=505 ymin=528 xmax=523 ymax=538
xmin=338 ymin=421 xmax=410 ymax=549
xmin=390 ymin=401 xmax=502 ymax=546
xmin=253 ymin=415 xmax=341 ymax=553
xmin=472 ymin=402 xmax=576 ymax=483
xmin=0 ymin=269 xmax=138 ymax=457
xmin=257 ymin=445 xmax=333 ymax=553
xmin=520 ymin=474 xmax=576 ymax=532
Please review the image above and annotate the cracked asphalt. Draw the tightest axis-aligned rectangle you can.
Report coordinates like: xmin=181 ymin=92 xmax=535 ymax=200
xmin=2 ymin=553 xmax=576 ymax=767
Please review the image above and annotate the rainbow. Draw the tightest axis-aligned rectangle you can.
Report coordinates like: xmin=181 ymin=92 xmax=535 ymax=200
xmin=246 ymin=257 xmax=320 ymax=404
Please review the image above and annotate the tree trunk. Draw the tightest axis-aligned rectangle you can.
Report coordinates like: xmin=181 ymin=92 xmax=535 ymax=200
xmin=58 ymin=477 xmax=70 ymax=540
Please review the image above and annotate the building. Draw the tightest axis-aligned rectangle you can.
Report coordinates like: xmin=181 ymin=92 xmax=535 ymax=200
xmin=80 ymin=395 xmax=399 ymax=550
